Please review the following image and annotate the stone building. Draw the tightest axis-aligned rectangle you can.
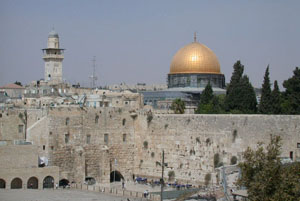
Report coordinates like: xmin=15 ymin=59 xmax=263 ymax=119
xmin=0 ymin=109 xmax=59 ymax=189
xmin=0 ymin=83 xmax=25 ymax=99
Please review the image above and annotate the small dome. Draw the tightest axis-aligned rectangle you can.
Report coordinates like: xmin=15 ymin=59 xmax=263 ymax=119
xmin=48 ymin=29 xmax=59 ymax=38
xmin=169 ymin=41 xmax=220 ymax=74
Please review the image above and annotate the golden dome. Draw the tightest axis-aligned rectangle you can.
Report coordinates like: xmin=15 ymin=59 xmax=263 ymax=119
xmin=169 ymin=41 xmax=221 ymax=74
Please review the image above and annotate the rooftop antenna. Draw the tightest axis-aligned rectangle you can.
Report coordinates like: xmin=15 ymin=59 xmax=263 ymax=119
xmin=194 ymin=32 xmax=197 ymax=42
xmin=89 ymin=56 xmax=98 ymax=88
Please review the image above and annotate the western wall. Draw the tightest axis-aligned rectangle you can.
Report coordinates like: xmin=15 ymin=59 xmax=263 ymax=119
xmin=4 ymin=106 xmax=296 ymax=186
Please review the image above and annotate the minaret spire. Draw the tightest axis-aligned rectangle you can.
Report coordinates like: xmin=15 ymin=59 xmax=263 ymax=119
xmin=194 ymin=32 xmax=197 ymax=42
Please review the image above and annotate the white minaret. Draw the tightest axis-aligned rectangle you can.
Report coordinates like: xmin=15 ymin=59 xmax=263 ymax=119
xmin=42 ymin=29 xmax=64 ymax=84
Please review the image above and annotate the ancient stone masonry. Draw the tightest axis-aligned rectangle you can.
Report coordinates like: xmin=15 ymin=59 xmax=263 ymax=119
xmin=1 ymin=107 xmax=300 ymax=186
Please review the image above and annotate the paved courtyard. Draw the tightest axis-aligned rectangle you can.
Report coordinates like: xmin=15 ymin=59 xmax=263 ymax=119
xmin=0 ymin=189 xmax=146 ymax=201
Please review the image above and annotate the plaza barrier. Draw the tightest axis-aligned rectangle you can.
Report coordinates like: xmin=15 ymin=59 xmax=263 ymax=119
xmin=71 ymin=183 xmax=160 ymax=201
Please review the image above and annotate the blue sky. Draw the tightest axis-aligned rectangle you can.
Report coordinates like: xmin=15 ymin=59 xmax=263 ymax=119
xmin=0 ymin=0 xmax=299 ymax=88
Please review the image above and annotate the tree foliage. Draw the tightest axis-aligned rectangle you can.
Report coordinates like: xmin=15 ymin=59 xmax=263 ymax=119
xmin=170 ymin=98 xmax=185 ymax=114
xmin=281 ymin=67 xmax=300 ymax=114
xmin=225 ymin=61 xmax=257 ymax=113
xmin=259 ymin=66 xmax=272 ymax=114
xmin=14 ymin=81 xmax=22 ymax=86
xmin=196 ymin=83 xmax=222 ymax=114
xmin=238 ymin=136 xmax=300 ymax=201
xmin=270 ymin=80 xmax=281 ymax=114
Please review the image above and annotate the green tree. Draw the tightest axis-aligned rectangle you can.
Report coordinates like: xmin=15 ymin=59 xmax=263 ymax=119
xmin=282 ymin=67 xmax=300 ymax=114
xmin=14 ymin=81 xmax=22 ymax=86
xmin=238 ymin=136 xmax=300 ymax=201
xmin=270 ymin=80 xmax=281 ymax=114
xmin=196 ymin=83 xmax=222 ymax=114
xmin=170 ymin=98 xmax=185 ymax=114
xmin=259 ymin=66 xmax=272 ymax=114
xmin=225 ymin=61 xmax=257 ymax=113
xmin=200 ymin=82 xmax=213 ymax=104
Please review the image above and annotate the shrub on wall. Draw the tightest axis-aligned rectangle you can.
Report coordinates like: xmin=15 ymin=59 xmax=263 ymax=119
xmin=143 ymin=141 xmax=148 ymax=149
xmin=231 ymin=156 xmax=238 ymax=165
xmin=214 ymin=153 xmax=223 ymax=168
xmin=168 ymin=171 xmax=175 ymax=181
xmin=205 ymin=173 xmax=211 ymax=186
xmin=147 ymin=112 xmax=153 ymax=123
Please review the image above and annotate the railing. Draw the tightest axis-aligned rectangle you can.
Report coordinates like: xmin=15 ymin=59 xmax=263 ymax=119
xmin=43 ymin=54 xmax=64 ymax=59
xmin=71 ymin=183 xmax=161 ymax=201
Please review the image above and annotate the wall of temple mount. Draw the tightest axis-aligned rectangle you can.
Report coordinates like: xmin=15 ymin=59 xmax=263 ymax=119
xmin=2 ymin=107 xmax=300 ymax=185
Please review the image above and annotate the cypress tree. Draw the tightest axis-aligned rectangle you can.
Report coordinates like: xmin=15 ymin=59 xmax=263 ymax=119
xmin=282 ymin=67 xmax=300 ymax=114
xmin=271 ymin=80 xmax=281 ymax=114
xmin=196 ymin=83 xmax=221 ymax=114
xmin=259 ymin=66 xmax=272 ymax=114
xmin=225 ymin=61 xmax=244 ymax=112
xmin=225 ymin=60 xmax=257 ymax=113
xmin=239 ymin=75 xmax=257 ymax=113
xmin=200 ymin=82 xmax=213 ymax=104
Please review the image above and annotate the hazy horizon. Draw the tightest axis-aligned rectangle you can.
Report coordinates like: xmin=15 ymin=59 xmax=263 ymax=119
xmin=1 ymin=0 xmax=299 ymax=89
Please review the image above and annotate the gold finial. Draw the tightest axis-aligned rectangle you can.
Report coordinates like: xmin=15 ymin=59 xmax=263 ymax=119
xmin=194 ymin=32 xmax=197 ymax=42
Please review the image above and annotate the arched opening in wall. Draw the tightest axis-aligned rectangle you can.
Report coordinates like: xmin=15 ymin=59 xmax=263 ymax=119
xmin=11 ymin=178 xmax=22 ymax=189
xmin=43 ymin=176 xmax=54 ymax=189
xmin=0 ymin=178 xmax=6 ymax=188
xmin=85 ymin=177 xmax=96 ymax=185
xmin=110 ymin=171 xmax=124 ymax=183
xmin=59 ymin=179 xmax=70 ymax=188
xmin=27 ymin=177 xmax=38 ymax=189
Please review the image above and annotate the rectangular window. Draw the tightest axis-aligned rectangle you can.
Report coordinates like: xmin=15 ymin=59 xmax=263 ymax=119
xmin=123 ymin=134 xmax=126 ymax=142
xmin=104 ymin=134 xmax=108 ymax=144
xmin=51 ymin=146 xmax=54 ymax=150
xmin=86 ymin=135 xmax=91 ymax=144
xmin=43 ymin=145 xmax=45 ymax=150
xmin=18 ymin=125 xmax=24 ymax=133
xmin=65 ymin=133 xmax=70 ymax=144
xmin=297 ymin=143 xmax=300 ymax=148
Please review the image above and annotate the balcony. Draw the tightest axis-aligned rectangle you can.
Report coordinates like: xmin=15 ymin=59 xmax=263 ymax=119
xmin=43 ymin=54 xmax=64 ymax=59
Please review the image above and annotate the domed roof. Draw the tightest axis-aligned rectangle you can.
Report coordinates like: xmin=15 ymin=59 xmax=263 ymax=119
xmin=169 ymin=41 xmax=221 ymax=74
xmin=48 ymin=29 xmax=59 ymax=38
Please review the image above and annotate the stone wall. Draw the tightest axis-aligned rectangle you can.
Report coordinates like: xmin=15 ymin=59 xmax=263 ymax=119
xmin=134 ymin=113 xmax=300 ymax=184
xmin=0 ymin=145 xmax=38 ymax=169
xmin=46 ymin=107 xmax=137 ymax=184
xmin=0 ymin=109 xmax=26 ymax=143
xmin=2 ymin=106 xmax=300 ymax=186
xmin=43 ymin=107 xmax=300 ymax=185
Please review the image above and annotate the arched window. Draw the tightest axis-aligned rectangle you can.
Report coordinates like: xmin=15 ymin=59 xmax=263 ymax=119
xmin=27 ymin=177 xmax=38 ymax=189
xmin=110 ymin=171 xmax=124 ymax=182
xmin=59 ymin=179 xmax=70 ymax=188
xmin=95 ymin=115 xmax=99 ymax=124
xmin=0 ymin=178 xmax=6 ymax=189
xmin=43 ymin=176 xmax=54 ymax=189
xmin=11 ymin=178 xmax=22 ymax=189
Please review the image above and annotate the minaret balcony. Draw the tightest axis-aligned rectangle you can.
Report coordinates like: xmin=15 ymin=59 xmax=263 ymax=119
xmin=43 ymin=54 xmax=64 ymax=59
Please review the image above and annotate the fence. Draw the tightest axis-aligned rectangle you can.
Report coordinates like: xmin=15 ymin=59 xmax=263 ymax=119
xmin=71 ymin=183 xmax=161 ymax=201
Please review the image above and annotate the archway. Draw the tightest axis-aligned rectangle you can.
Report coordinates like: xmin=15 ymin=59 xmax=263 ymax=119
xmin=110 ymin=171 xmax=124 ymax=182
xmin=0 ymin=179 xmax=6 ymax=189
xmin=11 ymin=178 xmax=22 ymax=189
xmin=43 ymin=176 xmax=54 ymax=189
xmin=59 ymin=179 xmax=70 ymax=188
xmin=27 ymin=177 xmax=38 ymax=189
xmin=85 ymin=177 xmax=96 ymax=185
